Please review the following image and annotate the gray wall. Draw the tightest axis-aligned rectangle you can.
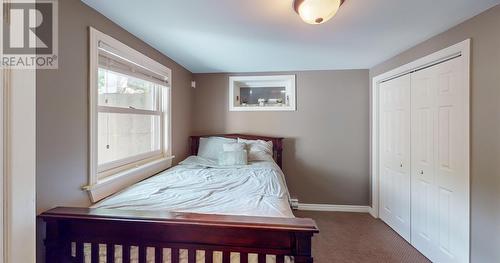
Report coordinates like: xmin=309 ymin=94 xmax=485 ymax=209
xmin=36 ymin=0 xmax=193 ymax=260
xmin=370 ymin=5 xmax=500 ymax=262
xmin=37 ymin=0 xmax=193 ymax=214
xmin=192 ymin=70 xmax=370 ymax=205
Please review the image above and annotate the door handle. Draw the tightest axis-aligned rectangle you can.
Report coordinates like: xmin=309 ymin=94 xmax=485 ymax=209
xmin=419 ymin=170 xmax=424 ymax=175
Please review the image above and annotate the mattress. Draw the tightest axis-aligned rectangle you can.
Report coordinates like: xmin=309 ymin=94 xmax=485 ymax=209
xmin=87 ymin=156 xmax=295 ymax=263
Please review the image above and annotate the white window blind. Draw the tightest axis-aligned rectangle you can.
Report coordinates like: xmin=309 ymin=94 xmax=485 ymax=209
xmin=98 ymin=41 xmax=169 ymax=87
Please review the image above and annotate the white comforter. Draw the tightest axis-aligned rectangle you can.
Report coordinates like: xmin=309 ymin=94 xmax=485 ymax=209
xmin=89 ymin=157 xmax=295 ymax=263
xmin=93 ymin=156 xmax=294 ymax=218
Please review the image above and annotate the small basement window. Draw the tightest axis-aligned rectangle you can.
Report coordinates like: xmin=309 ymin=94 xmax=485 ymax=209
xmin=229 ymin=75 xmax=296 ymax=111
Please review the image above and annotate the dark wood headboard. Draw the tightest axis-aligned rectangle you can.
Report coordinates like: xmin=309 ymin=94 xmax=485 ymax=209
xmin=189 ymin=134 xmax=284 ymax=168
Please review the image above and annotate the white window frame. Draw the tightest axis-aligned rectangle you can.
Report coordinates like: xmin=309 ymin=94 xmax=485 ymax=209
xmin=85 ymin=27 xmax=174 ymax=203
xmin=229 ymin=75 xmax=297 ymax=111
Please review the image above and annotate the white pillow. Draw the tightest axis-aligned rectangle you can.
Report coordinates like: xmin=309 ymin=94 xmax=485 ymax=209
xmin=237 ymin=138 xmax=274 ymax=162
xmin=222 ymin=142 xmax=246 ymax=152
xmin=218 ymin=150 xmax=248 ymax=166
xmin=197 ymin=137 xmax=237 ymax=160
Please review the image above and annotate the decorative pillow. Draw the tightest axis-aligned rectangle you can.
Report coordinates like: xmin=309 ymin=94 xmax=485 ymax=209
xmin=197 ymin=137 xmax=237 ymax=160
xmin=237 ymin=138 xmax=274 ymax=162
xmin=218 ymin=150 xmax=248 ymax=166
xmin=222 ymin=142 xmax=246 ymax=152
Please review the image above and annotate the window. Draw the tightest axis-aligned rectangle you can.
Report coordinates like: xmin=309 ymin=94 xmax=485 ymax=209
xmin=87 ymin=28 xmax=173 ymax=202
xmin=229 ymin=75 xmax=296 ymax=111
xmin=97 ymin=68 xmax=163 ymax=173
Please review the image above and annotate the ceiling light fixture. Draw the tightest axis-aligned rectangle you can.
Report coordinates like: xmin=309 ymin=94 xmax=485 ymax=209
xmin=293 ymin=0 xmax=345 ymax=25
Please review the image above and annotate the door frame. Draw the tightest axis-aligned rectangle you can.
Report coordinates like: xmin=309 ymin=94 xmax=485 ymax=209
xmin=1 ymin=2 xmax=37 ymax=261
xmin=0 ymin=67 xmax=4 ymax=263
xmin=0 ymin=67 xmax=37 ymax=263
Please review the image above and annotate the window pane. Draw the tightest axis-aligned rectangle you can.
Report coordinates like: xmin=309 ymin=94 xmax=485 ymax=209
xmin=98 ymin=112 xmax=161 ymax=166
xmin=98 ymin=68 xmax=158 ymax=111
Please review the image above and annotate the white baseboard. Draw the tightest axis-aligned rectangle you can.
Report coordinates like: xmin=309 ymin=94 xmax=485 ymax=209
xmin=297 ymin=203 xmax=370 ymax=213
xmin=368 ymin=207 xmax=378 ymax=218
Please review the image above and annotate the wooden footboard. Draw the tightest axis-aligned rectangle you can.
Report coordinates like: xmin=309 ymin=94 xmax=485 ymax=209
xmin=40 ymin=207 xmax=319 ymax=263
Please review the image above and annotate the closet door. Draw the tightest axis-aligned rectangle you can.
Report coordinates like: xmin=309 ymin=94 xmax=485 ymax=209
xmin=411 ymin=57 xmax=469 ymax=263
xmin=379 ymin=75 xmax=411 ymax=241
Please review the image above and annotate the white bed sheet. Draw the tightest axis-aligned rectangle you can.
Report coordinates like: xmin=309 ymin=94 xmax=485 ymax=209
xmin=88 ymin=156 xmax=295 ymax=263
xmin=93 ymin=156 xmax=294 ymax=218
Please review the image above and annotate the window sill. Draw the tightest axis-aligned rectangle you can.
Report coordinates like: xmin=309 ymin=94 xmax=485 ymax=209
xmin=229 ymin=105 xmax=296 ymax=112
xmin=84 ymin=155 xmax=175 ymax=203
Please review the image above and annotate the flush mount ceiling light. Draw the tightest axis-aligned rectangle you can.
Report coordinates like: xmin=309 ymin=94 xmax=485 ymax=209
xmin=293 ymin=0 xmax=345 ymax=24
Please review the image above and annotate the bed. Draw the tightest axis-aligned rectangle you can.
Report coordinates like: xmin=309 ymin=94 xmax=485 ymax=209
xmin=40 ymin=134 xmax=319 ymax=263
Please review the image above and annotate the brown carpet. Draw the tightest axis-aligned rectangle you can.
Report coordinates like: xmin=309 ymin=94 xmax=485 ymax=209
xmin=294 ymin=211 xmax=431 ymax=263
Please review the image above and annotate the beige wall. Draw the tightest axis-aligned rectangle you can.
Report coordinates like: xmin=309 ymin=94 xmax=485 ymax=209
xmin=370 ymin=5 xmax=500 ymax=262
xmin=192 ymin=70 xmax=370 ymax=205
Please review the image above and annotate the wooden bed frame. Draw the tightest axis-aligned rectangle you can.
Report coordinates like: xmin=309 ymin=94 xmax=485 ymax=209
xmin=40 ymin=134 xmax=318 ymax=263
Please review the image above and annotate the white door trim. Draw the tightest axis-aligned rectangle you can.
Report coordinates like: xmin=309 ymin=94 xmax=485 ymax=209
xmin=370 ymin=39 xmax=470 ymax=219
xmin=1 ymin=67 xmax=37 ymax=263
xmin=0 ymin=67 xmax=4 ymax=263
xmin=1 ymin=1 xmax=37 ymax=260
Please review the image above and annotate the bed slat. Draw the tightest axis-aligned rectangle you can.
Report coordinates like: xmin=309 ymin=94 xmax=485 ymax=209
xmin=205 ymin=249 xmax=213 ymax=263
xmin=63 ymin=240 xmax=72 ymax=263
xmin=222 ymin=251 xmax=230 ymax=263
xmin=123 ymin=245 xmax=131 ymax=263
xmin=138 ymin=245 xmax=147 ymax=263
xmin=91 ymin=243 xmax=99 ymax=263
xmin=258 ymin=253 xmax=266 ymax=263
xmin=172 ymin=248 xmax=179 ymax=263
xmin=106 ymin=244 xmax=115 ymax=263
xmin=240 ymin=252 xmax=248 ymax=263
xmin=75 ymin=241 xmax=84 ymax=263
xmin=188 ymin=249 xmax=196 ymax=263
xmin=155 ymin=247 xmax=162 ymax=263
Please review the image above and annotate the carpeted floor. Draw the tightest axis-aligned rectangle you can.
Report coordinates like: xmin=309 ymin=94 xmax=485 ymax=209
xmin=294 ymin=211 xmax=431 ymax=263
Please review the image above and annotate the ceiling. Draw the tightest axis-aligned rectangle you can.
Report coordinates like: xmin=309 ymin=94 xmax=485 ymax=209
xmin=82 ymin=0 xmax=499 ymax=73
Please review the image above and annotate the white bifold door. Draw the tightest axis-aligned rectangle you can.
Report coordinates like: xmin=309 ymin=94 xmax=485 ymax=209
xmin=410 ymin=57 xmax=469 ymax=263
xmin=379 ymin=56 xmax=469 ymax=263
xmin=379 ymin=74 xmax=411 ymax=242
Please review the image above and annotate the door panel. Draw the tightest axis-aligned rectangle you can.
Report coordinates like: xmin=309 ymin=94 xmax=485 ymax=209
xmin=379 ymin=75 xmax=411 ymax=241
xmin=410 ymin=57 xmax=469 ymax=263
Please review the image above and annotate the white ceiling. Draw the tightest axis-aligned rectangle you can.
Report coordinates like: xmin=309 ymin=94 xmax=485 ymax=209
xmin=82 ymin=0 xmax=499 ymax=73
